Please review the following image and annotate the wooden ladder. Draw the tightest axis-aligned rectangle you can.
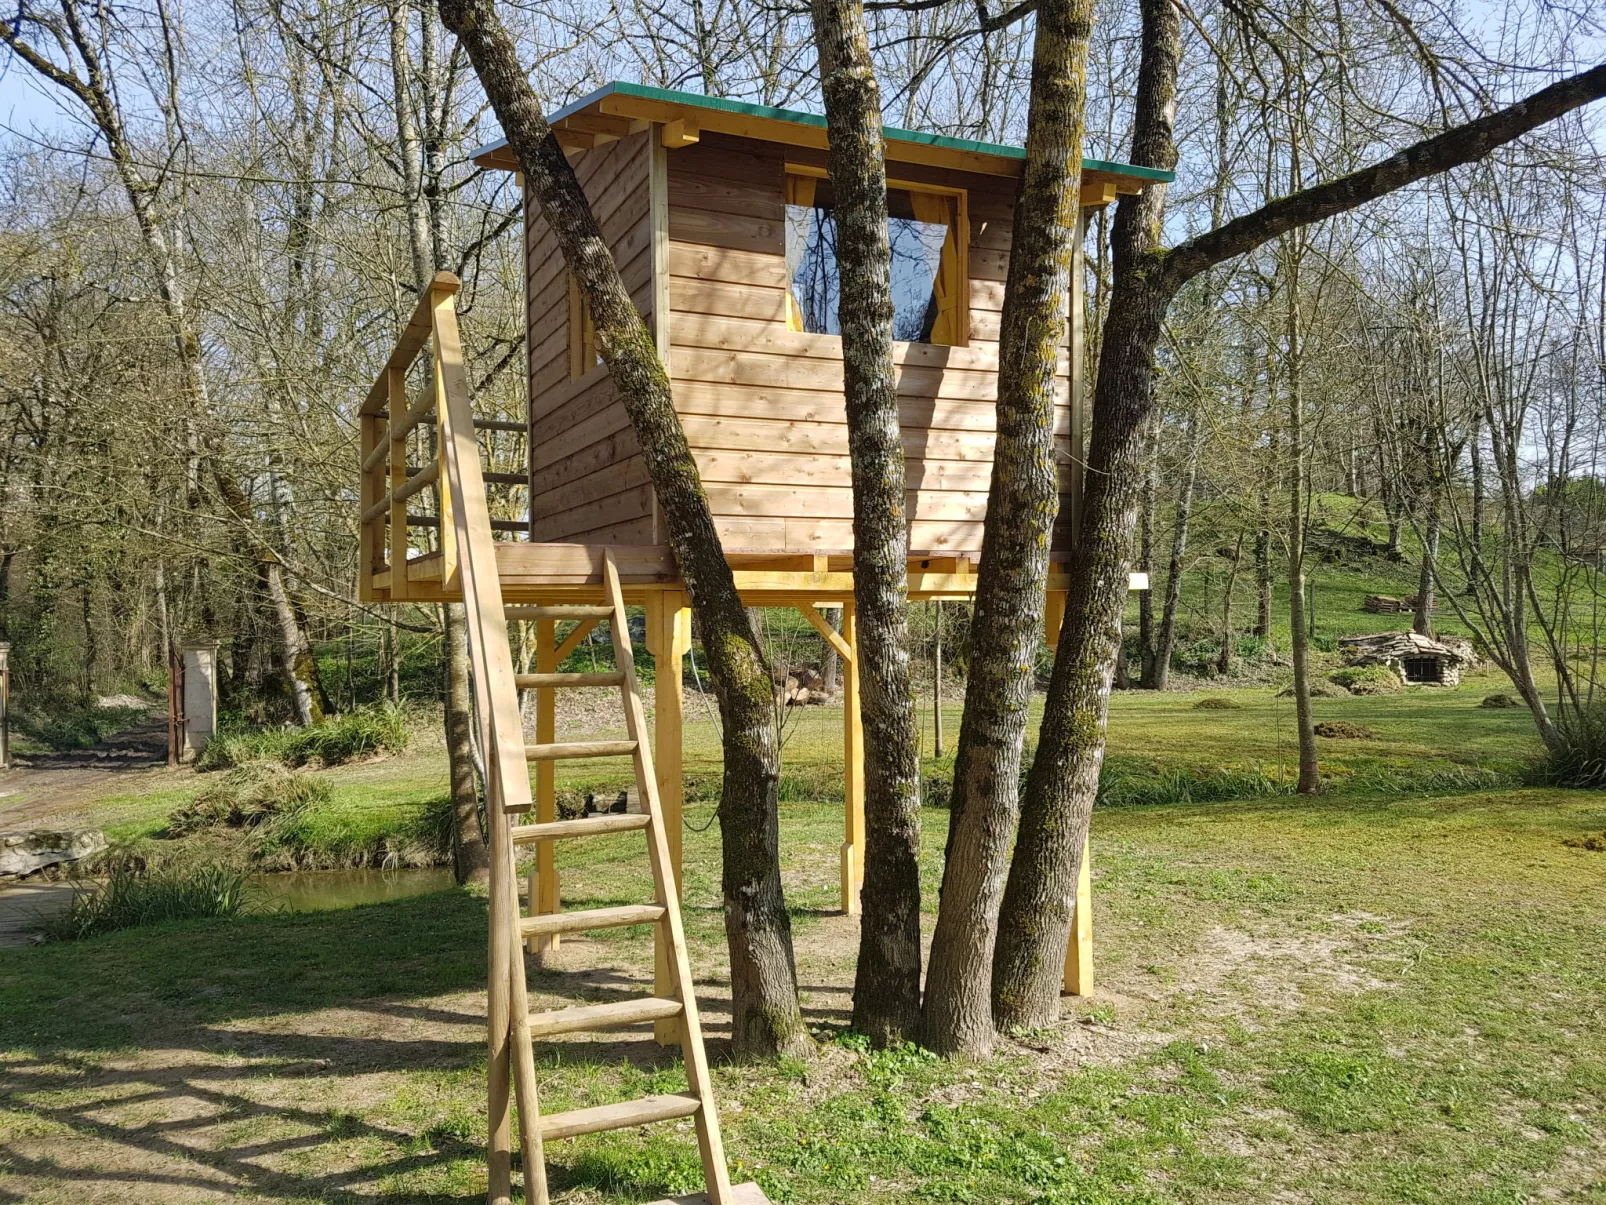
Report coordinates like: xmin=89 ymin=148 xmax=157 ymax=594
xmin=420 ymin=276 xmax=744 ymax=1205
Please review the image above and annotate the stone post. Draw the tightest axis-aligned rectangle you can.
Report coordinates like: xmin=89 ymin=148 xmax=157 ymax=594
xmin=179 ymin=643 xmax=219 ymax=761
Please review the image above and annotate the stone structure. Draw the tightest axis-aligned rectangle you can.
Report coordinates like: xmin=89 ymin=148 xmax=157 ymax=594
xmin=0 ymin=829 xmax=107 ymax=878
xmin=1339 ymin=631 xmax=1467 ymax=686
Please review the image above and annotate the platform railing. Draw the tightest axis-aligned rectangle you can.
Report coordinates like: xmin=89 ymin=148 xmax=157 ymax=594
xmin=357 ymin=271 xmax=531 ymax=602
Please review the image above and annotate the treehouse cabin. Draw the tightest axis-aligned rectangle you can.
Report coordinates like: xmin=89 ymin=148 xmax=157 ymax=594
xmin=469 ymin=82 xmax=1171 ymax=560
xmin=358 ymin=85 xmax=1171 ymax=1010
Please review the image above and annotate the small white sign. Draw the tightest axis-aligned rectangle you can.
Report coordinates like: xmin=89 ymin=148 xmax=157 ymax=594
xmin=1128 ymin=572 xmax=1151 ymax=591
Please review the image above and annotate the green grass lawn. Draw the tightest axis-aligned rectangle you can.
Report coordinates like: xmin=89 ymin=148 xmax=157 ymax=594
xmin=2 ymin=676 xmax=1602 ymax=1203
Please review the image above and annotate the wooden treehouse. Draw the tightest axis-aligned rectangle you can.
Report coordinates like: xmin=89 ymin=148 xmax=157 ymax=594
xmin=355 ymin=82 xmax=1168 ymax=1204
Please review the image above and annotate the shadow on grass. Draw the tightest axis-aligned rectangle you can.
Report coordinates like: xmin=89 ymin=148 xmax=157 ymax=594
xmin=0 ymin=887 xmax=756 ymax=1202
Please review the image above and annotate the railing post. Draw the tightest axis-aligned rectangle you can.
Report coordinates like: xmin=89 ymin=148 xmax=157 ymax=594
xmin=387 ymin=366 xmax=411 ymax=602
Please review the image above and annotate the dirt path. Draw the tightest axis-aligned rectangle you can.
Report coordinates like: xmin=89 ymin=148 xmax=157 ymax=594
xmin=0 ymin=715 xmax=178 ymax=947
xmin=0 ymin=715 xmax=173 ymax=830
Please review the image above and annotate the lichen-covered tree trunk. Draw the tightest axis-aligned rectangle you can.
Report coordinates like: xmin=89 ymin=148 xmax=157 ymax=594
xmin=992 ymin=4 xmax=1606 ymax=1028
xmin=1284 ymin=257 xmax=1321 ymax=795
xmin=922 ymin=0 xmax=1095 ymax=1058
xmin=438 ymin=0 xmax=808 ymax=1058
xmin=990 ymin=0 xmax=1182 ymax=1032
xmin=809 ymin=0 xmax=924 ymax=1047
xmin=445 ymin=605 xmax=490 ymax=884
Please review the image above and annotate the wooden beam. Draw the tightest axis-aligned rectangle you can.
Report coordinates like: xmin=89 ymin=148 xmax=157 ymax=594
xmin=362 ymin=271 xmax=459 ymax=414
xmin=661 ymin=117 xmax=700 ymax=148
xmin=798 ymin=603 xmax=851 ymax=663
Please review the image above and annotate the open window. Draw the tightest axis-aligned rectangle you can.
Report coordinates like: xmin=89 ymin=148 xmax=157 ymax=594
xmin=784 ymin=170 xmax=967 ymax=346
xmin=567 ymin=271 xmax=601 ymax=378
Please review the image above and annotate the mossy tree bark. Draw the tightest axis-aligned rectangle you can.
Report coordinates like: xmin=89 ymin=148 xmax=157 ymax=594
xmin=809 ymin=0 xmax=924 ymax=1047
xmin=922 ymin=0 xmax=1095 ymax=1058
xmin=990 ymin=11 xmax=1606 ymax=1031
xmin=438 ymin=0 xmax=809 ymax=1058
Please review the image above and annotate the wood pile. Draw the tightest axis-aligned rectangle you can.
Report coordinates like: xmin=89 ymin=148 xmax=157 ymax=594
xmin=776 ymin=666 xmax=830 ymax=706
xmin=1363 ymin=594 xmax=1440 ymax=614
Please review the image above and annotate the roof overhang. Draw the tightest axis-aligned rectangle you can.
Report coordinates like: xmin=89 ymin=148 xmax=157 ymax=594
xmin=471 ymin=81 xmax=1173 ymax=197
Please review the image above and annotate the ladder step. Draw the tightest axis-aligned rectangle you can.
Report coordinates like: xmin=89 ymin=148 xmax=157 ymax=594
xmin=514 ymin=671 xmax=625 ymax=689
xmin=505 ymin=605 xmax=615 ymax=621
xmin=512 ymin=813 xmax=650 ymax=843
xmin=525 ymin=740 xmax=638 ymax=761
xmin=539 ymin=1093 xmax=701 ymax=1141
xmin=528 ymin=996 xmax=683 ymax=1038
xmin=520 ymin=904 xmax=665 ymax=938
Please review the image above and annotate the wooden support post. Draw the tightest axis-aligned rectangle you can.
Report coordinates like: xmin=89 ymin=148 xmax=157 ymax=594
xmin=1059 ymin=207 xmax=1094 ymax=997
xmin=532 ymin=617 xmax=560 ymax=958
xmin=1064 ymin=838 xmax=1094 ymax=996
xmin=359 ymin=412 xmax=382 ymax=601
xmin=840 ymin=602 xmax=864 ymax=915
xmin=387 ymin=367 xmax=410 ymax=601
xmin=648 ymin=590 xmax=691 ymax=1043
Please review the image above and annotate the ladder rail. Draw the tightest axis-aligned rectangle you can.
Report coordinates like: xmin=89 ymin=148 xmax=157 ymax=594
xmin=603 ymin=550 xmax=736 ymax=1205
xmin=429 ymin=282 xmax=546 ymax=1205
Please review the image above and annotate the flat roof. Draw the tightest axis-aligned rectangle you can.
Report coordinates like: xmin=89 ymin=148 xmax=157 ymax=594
xmin=471 ymin=80 xmax=1173 ymax=188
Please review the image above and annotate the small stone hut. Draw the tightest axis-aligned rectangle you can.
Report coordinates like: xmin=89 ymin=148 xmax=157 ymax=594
xmin=1338 ymin=631 xmax=1467 ymax=686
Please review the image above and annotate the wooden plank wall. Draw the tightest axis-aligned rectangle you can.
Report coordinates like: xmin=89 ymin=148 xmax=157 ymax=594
xmin=527 ymin=129 xmax=657 ymax=544
xmin=665 ymin=132 xmax=1073 ymax=557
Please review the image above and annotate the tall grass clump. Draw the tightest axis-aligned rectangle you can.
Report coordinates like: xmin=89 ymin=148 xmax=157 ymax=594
xmin=197 ymin=702 xmax=409 ymax=771
xmin=43 ymin=863 xmax=252 ymax=941
xmin=1532 ymin=701 xmax=1606 ymax=788
xmin=1097 ymin=760 xmax=1293 ymax=807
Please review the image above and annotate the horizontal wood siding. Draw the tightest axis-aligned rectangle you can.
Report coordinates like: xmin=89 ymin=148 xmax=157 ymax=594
xmin=665 ymin=131 xmax=1072 ymax=556
xmin=528 ymin=130 xmax=656 ymax=543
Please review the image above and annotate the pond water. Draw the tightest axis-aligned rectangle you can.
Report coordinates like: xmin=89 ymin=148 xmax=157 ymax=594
xmin=249 ymin=866 xmax=457 ymax=913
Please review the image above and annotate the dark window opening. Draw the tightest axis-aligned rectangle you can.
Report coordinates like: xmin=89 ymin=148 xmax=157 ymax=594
xmin=784 ymin=177 xmax=964 ymax=345
xmin=1401 ymin=657 xmax=1441 ymax=683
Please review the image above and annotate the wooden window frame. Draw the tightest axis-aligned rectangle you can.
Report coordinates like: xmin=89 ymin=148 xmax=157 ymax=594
xmin=567 ymin=271 xmax=600 ymax=379
xmin=783 ymin=162 xmax=970 ymax=348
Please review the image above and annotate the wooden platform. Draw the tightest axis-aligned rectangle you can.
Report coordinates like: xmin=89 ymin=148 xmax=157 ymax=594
xmin=646 ymin=1183 xmax=771 ymax=1205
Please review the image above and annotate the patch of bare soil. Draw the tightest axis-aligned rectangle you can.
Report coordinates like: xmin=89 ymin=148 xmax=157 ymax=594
xmin=1170 ymin=913 xmax=1411 ymax=1023
xmin=0 ymin=716 xmax=176 ymax=830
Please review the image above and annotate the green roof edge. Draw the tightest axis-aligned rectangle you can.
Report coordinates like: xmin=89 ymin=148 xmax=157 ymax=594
xmin=479 ymin=80 xmax=1175 ymax=183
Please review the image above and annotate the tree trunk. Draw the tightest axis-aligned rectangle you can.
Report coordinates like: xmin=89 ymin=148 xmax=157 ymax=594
xmin=445 ymin=605 xmax=490 ymax=885
xmin=924 ymin=0 xmax=1094 ymax=1057
xmin=822 ymin=607 xmax=841 ymax=693
xmin=986 ymin=27 xmax=1604 ymax=1028
xmin=1136 ymin=412 xmax=1159 ymax=681
xmin=809 ymin=0 xmax=924 ymax=1046
xmin=1150 ymin=416 xmax=1201 ymax=690
xmin=1284 ymin=247 xmax=1321 ymax=795
xmin=992 ymin=0 xmax=1181 ymax=1030
xmin=1218 ymin=530 xmax=1245 ymax=675
xmin=265 ymin=560 xmax=323 ymax=726
xmin=437 ymin=0 xmax=809 ymax=1058
xmin=1414 ymin=499 xmax=1440 ymax=636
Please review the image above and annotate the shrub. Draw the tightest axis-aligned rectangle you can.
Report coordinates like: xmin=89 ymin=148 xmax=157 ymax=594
xmin=42 ymin=863 xmax=252 ymax=941
xmin=1533 ymin=701 xmax=1606 ymax=789
xmin=18 ymin=701 xmax=149 ymax=751
xmin=1329 ymin=665 xmax=1404 ymax=695
xmin=168 ymin=762 xmax=331 ymax=835
xmin=1278 ymin=680 xmax=1350 ymax=699
xmin=196 ymin=703 xmax=409 ymax=771
xmin=1313 ymin=720 xmax=1375 ymax=740
xmin=1193 ymin=697 xmax=1243 ymax=710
